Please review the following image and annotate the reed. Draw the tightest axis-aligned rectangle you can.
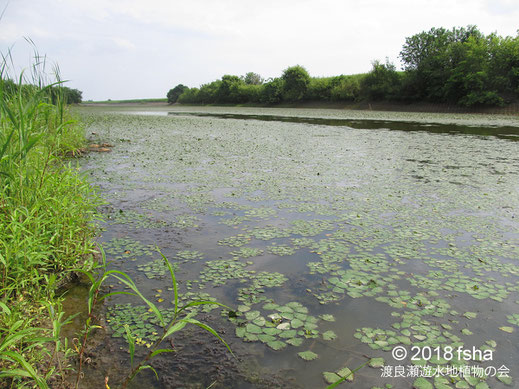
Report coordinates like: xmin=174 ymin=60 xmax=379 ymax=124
xmin=0 ymin=48 xmax=100 ymax=388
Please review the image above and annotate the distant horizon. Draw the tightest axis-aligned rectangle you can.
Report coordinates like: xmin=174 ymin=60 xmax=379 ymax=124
xmin=2 ymin=0 xmax=518 ymax=101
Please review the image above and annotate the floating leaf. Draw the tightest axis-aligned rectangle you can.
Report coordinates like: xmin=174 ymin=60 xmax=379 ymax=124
xmin=291 ymin=319 xmax=304 ymax=329
xmin=235 ymin=326 xmax=246 ymax=338
xmin=267 ymin=340 xmax=286 ymax=350
xmin=278 ymin=329 xmax=297 ymax=339
xmin=246 ymin=323 xmax=263 ymax=334
xmin=319 ymin=314 xmax=336 ymax=322
xmin=413 ymin=377 xmax=433 ymax=389
xmin=336 ymin=367 xmax=354 ymax=382
xmin=497 ymin=375 xmax=513 ymax=386
xmin=245 ymin=310 xmax=260 ymax=321
xmin=298 ymin=350 xmax=318 ymax=361
xmin=368 ymin=358 xmax=384 ymax=368
xmin=322 ymin=330 xmax=337 ymax=341
xmin=286 ymin=337 xmax=304 ymax=346
xmin=323 ymin=372 xmax=341 ymax=385
xmin=263 ymin=327 xmax=281 ymax=336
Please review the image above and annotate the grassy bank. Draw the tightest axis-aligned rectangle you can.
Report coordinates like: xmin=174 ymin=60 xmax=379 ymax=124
xmin=0 ymin=67 xmax=101 ymax=387
xmin=82 ymin=98 xmax=167 ymax=105
xmin=100 ymin=99 xmax=519 ymax=116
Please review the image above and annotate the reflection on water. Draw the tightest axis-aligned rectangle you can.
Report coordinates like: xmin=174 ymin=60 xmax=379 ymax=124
xmin=166 ymin=111 xmax=519 ymax=141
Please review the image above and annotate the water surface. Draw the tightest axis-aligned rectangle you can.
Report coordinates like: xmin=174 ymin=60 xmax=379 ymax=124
xmin=76 ymin=106 xmax=519 ymax=389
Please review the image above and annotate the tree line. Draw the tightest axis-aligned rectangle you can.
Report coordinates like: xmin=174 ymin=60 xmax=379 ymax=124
xmin=167 ymin=26 xmax=519 ymax=107
xmin=1 ymin=78 xmax=83 ymax=104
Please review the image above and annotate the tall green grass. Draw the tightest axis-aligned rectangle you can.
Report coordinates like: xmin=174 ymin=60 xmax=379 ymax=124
xmin=0 ymin=52 xmax=232 ymax=388
xmin=0 ymin=52 xmax=101 ymax=387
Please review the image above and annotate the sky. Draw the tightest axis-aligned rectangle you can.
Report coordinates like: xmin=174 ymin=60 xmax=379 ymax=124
xmin=1 ymin=0 xmax=518 ymax=101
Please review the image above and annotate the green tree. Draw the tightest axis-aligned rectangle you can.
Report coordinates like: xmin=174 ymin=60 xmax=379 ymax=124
xmin=216 ymin=75 xmax=245 ymax=103
xmin=236 ymin=83 xmax=262 ymax=103
xmin=167 ymin=84 xmax=189 ymax=104
xmin=260 ymin=78 xmax=283 ymax=104
xmin=330 ymin=75 xmax=362 ymax=101
xmin=399 ymin=26 xmax=487 ymax=103
xmin=360 ymin=60 xmax=401 ymax=101
xmin=281 ymin=65 xmax=310 ymax=102
xmin=198 ymin=81 xmax=221 ymax=104
xmin=487 ymin=33 xmax=519 ymax=101
xmin=64 ymin=87 xmax=82 ymax=104
xmin=445 ymin=35 xmax=503 ymax=106
xmin=177 ymin=87 xmax=200 ymax=104
xmin=242 ymin=72 xmax=263 ymax=85
xmin=306 ymin=77 xmax=333 ymax=101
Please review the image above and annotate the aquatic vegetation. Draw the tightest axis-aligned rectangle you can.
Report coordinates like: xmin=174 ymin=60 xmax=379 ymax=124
xmin=507 ymin=314 xmax=519 ymax=326
xmin=229 ymin=301 xmax=323 ymax=350
xmin=108 ymin=209 xmax=168 ymax=229
xmin=171 ymin=213 xmax=200 ymax=229
xmin=136 ymin=258 xmax=179 ymax=279
xmin=78 ymin=106 xmax=519 ymax=388
xmin=323 ymin=367 xmax=354 ymax=384
xmin=106 ymin=291 xmax=220 ymax=345
xmin=290 ymin=219 xmax=335 ymax=236
xmin=84 ymin=251 xmax=230 ymax=389
xmin=267 ymin=244 xmax=296 ymax=256
xmin=218 ymin=234 xmax=252 ymax=247
xmin=102 ymin=237 xmax=155 ymax=260
xmin=297 ymin=350 xmax=318 ymax=361
xmin=322 ymin=330 xmax=337 ymax=341
xmin=244 ymin=207 xmax=278 ymax=219
xmin=237 ymin=272 xmax=288 ymax=304
xmin=290 ymin=237 xmax=315 ymax=248
xmin=175 ymin=250 xmax=204 ymax=262
xmin=368 ymin=357 xmax=384 ymax=368
xmin=247 ymin=225 xmax=292 ymax=241
xmin=199 ymin=259 xmax=251 ymax=286
xmin=230 ymin=246 xmax=264 ymax=259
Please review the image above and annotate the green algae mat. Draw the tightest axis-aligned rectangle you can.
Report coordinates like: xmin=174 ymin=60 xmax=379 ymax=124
xmin=78 ymin=106 xmax=519 ymax=388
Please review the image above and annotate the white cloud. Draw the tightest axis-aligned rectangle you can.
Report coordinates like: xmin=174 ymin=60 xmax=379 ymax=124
xmin=1 ymin=0 xmax=518 ymax=100
xmin=111 ymin=37 xmax=136 ymax=50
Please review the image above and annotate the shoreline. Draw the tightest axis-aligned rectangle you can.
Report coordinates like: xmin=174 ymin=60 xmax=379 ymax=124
xmin=81 ymin=100 xmax=519 ymax=116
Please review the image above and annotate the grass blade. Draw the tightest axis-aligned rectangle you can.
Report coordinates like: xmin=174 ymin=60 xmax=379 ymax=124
xmin=326 ymin=361 xmax=369 ymax=389
xmin=124 ymin=324 xmax=135 ymax=368
xmin=150 ymin=349 xmax=175 ymax=358
xmin=182 ymin=318 xmax=233 ymax=357
xmin=159 ymin=250 xmax=178 ymax=315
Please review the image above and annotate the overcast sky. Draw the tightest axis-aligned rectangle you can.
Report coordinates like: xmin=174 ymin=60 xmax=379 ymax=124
xmin=1 ymin=0 xmax=518 ymax=101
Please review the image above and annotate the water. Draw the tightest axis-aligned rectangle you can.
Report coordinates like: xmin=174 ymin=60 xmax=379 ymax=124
xmin=73 ymin=106 xmax=519 ymax=388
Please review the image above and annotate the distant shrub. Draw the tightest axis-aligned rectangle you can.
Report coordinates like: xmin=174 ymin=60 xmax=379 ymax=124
xmin=306 ymin=77 xmax=333 ymax=101
xmin=360 ymin=60 xmax=402 ymax=101
xmin=260 ymin=78 xmax=284 ymax=104
xmin=237 ymin=84 xmax=262 ymax=103
xmin=177 ymin=87 xmax=200 ymax=103
xmin=331 ymin=76 xmax=362 ymax=101
xmin=242 ymin=72 xmax=263 ymax=85
xmin=167 ymin=84 xmax=189 ymax=104
xmin=216 ymin=75 xmax=245 ymax=103
xmin=281 ymin=65 xmax=310 ymax=102
xmin=198 ymin=81 xmax=221 ymax=104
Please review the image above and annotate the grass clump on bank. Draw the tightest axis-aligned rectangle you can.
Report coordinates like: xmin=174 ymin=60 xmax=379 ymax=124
xmin=0 ymin=59 xmax=101 ymax=387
